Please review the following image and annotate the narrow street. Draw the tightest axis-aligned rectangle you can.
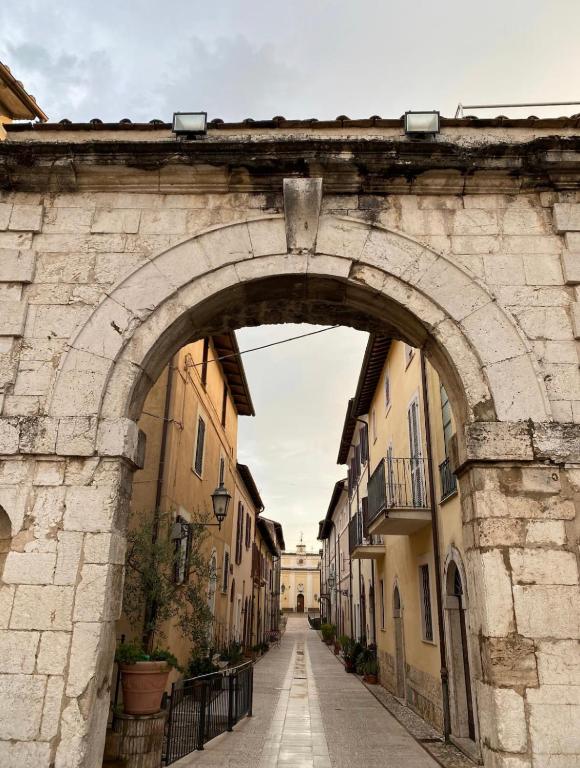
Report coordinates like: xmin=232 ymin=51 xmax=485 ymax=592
xmin=176 ymin=617 xmax=439 ymax=768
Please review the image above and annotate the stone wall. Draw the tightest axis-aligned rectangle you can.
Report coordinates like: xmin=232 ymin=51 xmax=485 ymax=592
xmin=0 ymin=127 xmax=578 ymax=767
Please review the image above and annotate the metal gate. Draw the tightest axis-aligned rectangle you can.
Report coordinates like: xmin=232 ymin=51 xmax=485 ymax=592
xmin=163 ymin=661 xmax=254 ymax=764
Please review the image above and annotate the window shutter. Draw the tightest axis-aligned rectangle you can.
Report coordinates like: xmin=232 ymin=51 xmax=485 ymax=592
xmin=183 ymin=523 xmax=193 ymax=581
xmin=194 ymin=417 xmax=205 ymax=475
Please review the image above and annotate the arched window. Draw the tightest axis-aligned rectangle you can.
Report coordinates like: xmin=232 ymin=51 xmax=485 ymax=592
xmin=393 ymin=585 xmax=401 ymax=612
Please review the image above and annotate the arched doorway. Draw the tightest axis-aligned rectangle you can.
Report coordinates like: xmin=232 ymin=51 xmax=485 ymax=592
xmin=393 ymin=585 xmax=406 ymax=700
xmin=296 ymin=593 xmax=305 ymax=613
xmin=29 ymin=208 xmax=560 ymax=766
xmin=445 ymin=556 xmax=476 ymax=743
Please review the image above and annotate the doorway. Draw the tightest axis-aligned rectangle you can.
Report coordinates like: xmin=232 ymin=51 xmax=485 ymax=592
xmin=393 ymin=585 xmax=406 ymax=700
xmin=296 ymin=593 xmax=305 ymax=613
xmin=446 ymin=559 xmax=476 ymax=742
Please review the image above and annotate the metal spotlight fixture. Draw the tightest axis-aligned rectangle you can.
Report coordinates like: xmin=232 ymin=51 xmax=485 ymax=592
xmin=172 ymin=112 xmax=208 ymax=138
xmin=404 ymin=110 xmax=440 ymax=137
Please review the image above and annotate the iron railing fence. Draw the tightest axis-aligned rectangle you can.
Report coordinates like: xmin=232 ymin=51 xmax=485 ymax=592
xmin=368 ymin=457 xmax=429 ymax=526
xmin=439 ymin=457 xmax=457 ymax=501
xmin=348 ymin=511 xmax=383 ymax=553
xmin=163 ymin=661 xmax=253 ymax=764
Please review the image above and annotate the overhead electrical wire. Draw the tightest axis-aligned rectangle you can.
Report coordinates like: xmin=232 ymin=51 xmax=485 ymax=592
xmin=189 ymin=325 xmax=341 ymax=368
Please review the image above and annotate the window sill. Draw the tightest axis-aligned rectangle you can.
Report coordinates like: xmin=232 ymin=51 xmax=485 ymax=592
xmin=421 ymin=637 xmax=437 ymax=646
xmin=192 ymin=468 xmax=203 ymax=480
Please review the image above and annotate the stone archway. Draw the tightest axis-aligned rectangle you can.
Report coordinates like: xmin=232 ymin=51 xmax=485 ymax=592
xmin=1 ymin=190 xmax=578 ymax=768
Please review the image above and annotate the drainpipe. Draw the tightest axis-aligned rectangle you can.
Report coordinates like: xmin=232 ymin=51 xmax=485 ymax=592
xmin=420 ymin=350 xmax=451 ymax=740
xmin=143 ymin=356 xmax=176 ymax=650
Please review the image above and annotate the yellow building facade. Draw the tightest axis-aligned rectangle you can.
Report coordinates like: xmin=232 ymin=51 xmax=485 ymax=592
xmin=281 ymin=538 xmax=321 ymax=614
xmin=119 ymin=333 xmax=283 ymax=674
xmin=320 ymin=334 xmax=478 ymax=757
xmin=0 ymin=61 xmax=47 ymax=138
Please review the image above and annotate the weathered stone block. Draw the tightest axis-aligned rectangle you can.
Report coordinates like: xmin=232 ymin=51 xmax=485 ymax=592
xmin=19 ymin=416 xmax=59 ymax=454
xmin=96 ymin=418 xmax=144 ymax=467
xmin=0 ymin=585 xmax=15 ymax=628
xmin=510 ymin=549 xmax=578 ymax=586
xmin=531 ymin=422 xmax=580 ymax=463
xmin=139 ymin=208 xmax=186 ymax=234
xmin=0 ymin=248 xmax=35 ymax=282
xmin=283 ymin=178 xmax=322 ymax=253
xmin=8 ymin=204 xmax=44 ymax=232
xmin=561 ymin=250 xmax=580 ymax=285
xmin=0 ymin=673 xmax=46 ymax=739
xmin=0 ymin=630 xmax=40 ymax=673
xmin=536 ymin=640 xmax=580 ymax=685
xmin=10 ymin=585 xmax=74 ymax=630
xmin=525 ymin=520 xmax=567 ymax=547
xmin=481 ymin=635 xmax=538 ymax=689
xmin=37 ymin=630 xmax=71 ymax=675
xmin=0 ymin=300 xmax=27 ymax=336
xmin=66 ymin=621 xmax=106 ymax=697
xmin=553 ymin=203 xmax=580 ymax=232
xmin=0 ymin=202 xmax=11 ymax=229
xmin=0 ymin=741 xmax=51 ymax=768
xmin=477 ymin=682 xmax=527 ymax=752
xmin=33 ymin=460 xmax=66 ymax=486
xmin=54 ymin=531 xmax=83 ymax=585
xmin=513 ymin=585 xmax=580 ymax=638
xmin=83 ymin=531 xmax=126 ymax=564
xmin=40 ymin=675 xmax=65 ymax=739
xmin=92 ymin=207 xmax=141 ymax=233
xmin=56 ymin=416 xmax=98 ymax=456
xmin=3 ymin=551 xmax=56 ymax=585
xmin=63 ymin=485 xmax=114 ymax=532
xmin=463 ymin=422 xmax=533 ymax=463
xmin=73 ymin=563 xmax=122 ymax=622
xmin=0 ymin=417 xmax=20 ymax=453
xmin=479 ymin=550 xmax=515 ymax=637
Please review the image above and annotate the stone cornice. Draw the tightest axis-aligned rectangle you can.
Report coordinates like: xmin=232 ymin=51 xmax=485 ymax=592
xmin=1 ymin=135 xmax=579 ymax=194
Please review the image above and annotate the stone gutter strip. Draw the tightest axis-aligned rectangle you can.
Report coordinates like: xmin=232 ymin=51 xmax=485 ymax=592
xmin=324 ymin=644 xmax=477 ymax=768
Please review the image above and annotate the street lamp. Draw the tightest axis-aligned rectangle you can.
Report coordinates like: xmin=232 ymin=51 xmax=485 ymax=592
xmin=210 ymin=482 xmax=231 ymax=530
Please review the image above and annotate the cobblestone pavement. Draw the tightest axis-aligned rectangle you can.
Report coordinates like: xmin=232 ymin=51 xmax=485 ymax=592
xmin=176 ymin=616 xmax=441 ymax=768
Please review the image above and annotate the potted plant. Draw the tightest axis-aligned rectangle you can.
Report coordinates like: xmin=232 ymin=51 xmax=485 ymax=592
xmin=333 ymin=639 xmax=340 ymax=655
xmin=339 ymin=636 xmax=357 ymax=673
xmin=320 ymin=623 xmax=336 ymax=645
xmin=363 ymin=658 xmax=379 ymax=684
xmin=355 ymin=647 xmax=374 ymax=676
xmin=118 ymin=510 xmax=214 ymax=715
xmin=115 ymin=642 xmax=180 ymax=716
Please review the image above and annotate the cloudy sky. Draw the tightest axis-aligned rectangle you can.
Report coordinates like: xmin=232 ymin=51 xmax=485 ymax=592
xmin=2 ymin=0 xmax=579 ymax=549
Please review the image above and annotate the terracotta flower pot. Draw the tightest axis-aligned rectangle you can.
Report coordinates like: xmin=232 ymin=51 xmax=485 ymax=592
xmin=364 ymin=673 xmax=378 ymax=684
xmin=345 ymin=660 xmax=355 ymax=673
xmin=120 ymin=661 xmax=170 ymax=715
xmin=333 ymin=643 xmax=340 ymax=655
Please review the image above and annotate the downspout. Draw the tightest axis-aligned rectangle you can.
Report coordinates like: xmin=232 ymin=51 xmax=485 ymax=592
xmin=420 ymin=350 xmax=451 ymax=740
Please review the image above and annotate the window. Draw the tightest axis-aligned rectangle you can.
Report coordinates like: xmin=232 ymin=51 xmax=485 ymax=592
xmin=245 ymin=513 xmax=251 ymax=549
xmin=371 ymin=408 xmax=377 ymax=442
xmin=235 ymin=502 xmax=244 ymax=564
xmin=173 ymin=516 xmax=192 ymax=584
xmin=193 ymin=415 xmax=206 ymax=476
xmin=380 ymin=578 xmax=385 ymax=629
xmin=440 ymin=384 xmax=453 ymax=456
xmin=218 ymin=455 xmax=225 ymax=486
xmin=405 ymin=344 xmax=415 ymax=368
xmin=360 ymin=423 xmax=369 ymax=464
xmin=419 ymin=563 xmax=434 ymax=642
xmin=201 ymin=338 xmax=209 ymax=385
xmin=221 ymin=382 xmax=228 ymax=428
xmin=385 ymin=370 xmax=391 ymax=409
xmin=221 ymin=549 xmax=230 ymax=593
xmin=407 ymin=397 xmax=425 ymax=506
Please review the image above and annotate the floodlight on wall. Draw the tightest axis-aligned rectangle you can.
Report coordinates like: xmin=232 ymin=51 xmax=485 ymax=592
xmin=172 ymin=112 xmax=208 ymax=138
xmin=404 ymin=111 xmax=440 ymax=137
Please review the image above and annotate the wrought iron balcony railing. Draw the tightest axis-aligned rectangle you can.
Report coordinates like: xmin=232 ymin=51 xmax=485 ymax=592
xmin=348 ymin=511 xmax=383 ymax=554
xmin=367 ymin=456 xmax=429 ymax=527
xmin=439 ymin=456 xmax=457 ymax=501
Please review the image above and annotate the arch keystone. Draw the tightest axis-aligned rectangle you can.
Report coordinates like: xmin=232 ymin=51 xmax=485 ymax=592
xmin=283 ymin=178 xmax=323 ymax=253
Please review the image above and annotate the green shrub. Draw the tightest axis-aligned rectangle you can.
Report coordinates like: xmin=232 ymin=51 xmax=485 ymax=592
xmin=363 ymin=658 xmax=379 ymax=676
xmin=320 ymin=623 xmax=336 ymax=642
xmin=115 ymin=641 xmax=181 ymax=670
xmin=186 ymin=654 xmax=219 ymax=677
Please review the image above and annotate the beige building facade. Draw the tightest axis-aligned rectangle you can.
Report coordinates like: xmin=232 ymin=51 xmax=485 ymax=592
xmin=281 ymin=538 xmax=321 ymax=613
xmin=0 ymin=114 xmax=578 ymax=768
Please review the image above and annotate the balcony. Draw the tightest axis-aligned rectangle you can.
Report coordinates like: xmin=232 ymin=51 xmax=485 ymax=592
xmin=348 ymin=512 xmax=384 ymax=560
xmin=367 ymin=457 xmax=431 ymax=536
xmin=439 ymin=456 xmax=457 ymax=501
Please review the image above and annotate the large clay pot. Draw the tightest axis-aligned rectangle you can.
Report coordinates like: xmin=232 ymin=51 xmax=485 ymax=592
xmin=120 ymin=661 xmax=170 ymax=715
xmin=363 ymin=673 xmax=378 ymax=684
